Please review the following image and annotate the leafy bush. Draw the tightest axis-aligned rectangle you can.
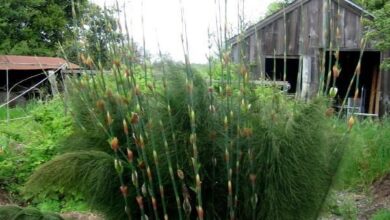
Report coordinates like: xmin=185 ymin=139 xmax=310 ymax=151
xmin=0 ymin=98 xmax=87 ymax=213
xmin=25 ymin=62 xmax=344 ymax=220
xmin=0 ymin=98 xmax=71 ymax=197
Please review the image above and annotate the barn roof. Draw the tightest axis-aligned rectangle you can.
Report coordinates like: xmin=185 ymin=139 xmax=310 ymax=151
xmin=229 ymin=0 xmax=373 ymax=45
xmin=0 ymin=55 xmax=80 ymax=71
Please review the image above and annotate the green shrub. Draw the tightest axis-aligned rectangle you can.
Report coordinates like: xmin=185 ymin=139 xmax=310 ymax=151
xmin=25 ymin=63 xmax=344 ymax=220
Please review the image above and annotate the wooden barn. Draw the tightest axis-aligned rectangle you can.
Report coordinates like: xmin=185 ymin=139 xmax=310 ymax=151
xmin=0 ymin=55 xmax=80 ymax=106
xmin=229 ymin=0 xmax=389 ymax=116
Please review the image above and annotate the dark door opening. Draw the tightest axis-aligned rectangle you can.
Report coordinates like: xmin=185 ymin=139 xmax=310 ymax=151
xmin=265 ymin=58 xmax=299 ymax=93
xmin=324 ymin=51 xmax=381 ymax=114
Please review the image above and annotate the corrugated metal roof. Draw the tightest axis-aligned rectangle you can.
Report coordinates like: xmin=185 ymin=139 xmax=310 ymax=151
xmin=0 ymin=55 xmax=80 ymax=71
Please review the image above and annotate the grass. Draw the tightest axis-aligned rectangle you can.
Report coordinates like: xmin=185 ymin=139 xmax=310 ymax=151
xmin=336 ymin=118 xmax=390 ymax=189
xmin=372 ymin=209 xmax=390 ymax=220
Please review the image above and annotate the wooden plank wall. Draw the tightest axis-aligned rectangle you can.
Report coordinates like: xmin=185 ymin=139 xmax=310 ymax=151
xmin=380 ymin=52 xmax=390 ymax=115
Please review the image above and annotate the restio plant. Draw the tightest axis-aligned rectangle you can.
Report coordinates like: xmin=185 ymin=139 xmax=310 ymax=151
xmin=23 ymin=52 xmax=345 ymax=219
xmin=23 ymin=1 xmax=347 ymax=219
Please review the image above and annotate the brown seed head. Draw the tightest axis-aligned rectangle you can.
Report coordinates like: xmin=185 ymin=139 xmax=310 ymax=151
xmin=120 ymin=185 xmax=128 ymax=196
xmin=241 ymin=127 xmax=253 ymax=138
xmin=332 ymin=65 xmax=340 ymax=78
xmin=85 ymin=56 xmax=93 ymax=68
xmin=136 ymin=196 xmax=144 ymax=209
xmin=348 ymin=116 xmax=355 ymax=131
xmin=106 ymin=111 xmax=113 ymax=125
xmin=223 ymin=52 xmax=230 ymax=65
xmin=111 ymin=137 xmax=119 ymax=151
xmin=152 ymin=197 xmax=157 ymax=210
xmin=196 ymin=206 xmax=204 ymax=220
xmin=130 ymin=112 xmax=139 ymax=125
xmin=240 ymin=65 xmax=248 ymax=77
xmin=123 ymin=119 xmax=129 ymax=135
xmin=113 ymin=59 xmax=121 ymax=68
xmin=147 ymin=167 xmax=152 ymax=180
xmin=249 ymin=174 xmax=257 ymax=184
xmin=209 ymin=130 xmax=217 ymax=141
xmin=325 ymin=108 xmax=335 ymax=117
xmin=96 ymin=99 xmax=105 ymax=111
xmin=226 ymin=85 xmax=232 ymax=96
xmin=138 ymin=161 xmax=145 ymax=170
xmin=135 ymin=85 xmax=141 ymax=96
xmin=177 ymin=169 xmax=185 ymax=180
xmin=127 ymin=148 xmax=133 ymax=162
xmin=196 ymin=174 xmax=201 ymax=189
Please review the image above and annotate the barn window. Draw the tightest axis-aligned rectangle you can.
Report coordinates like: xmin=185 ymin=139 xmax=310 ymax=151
xmin=265 ymin=57 xmax=299 ymax=93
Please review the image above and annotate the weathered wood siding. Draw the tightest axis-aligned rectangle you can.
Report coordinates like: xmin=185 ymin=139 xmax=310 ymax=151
xmin=231 ymin=0 xmax=371 ymax=62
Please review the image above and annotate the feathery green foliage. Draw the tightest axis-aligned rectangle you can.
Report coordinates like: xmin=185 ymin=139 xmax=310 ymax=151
xmin=0 ymin=205 xmax=63 ymax=220
xmin=25 ymin=64 xmax=344 ymax=219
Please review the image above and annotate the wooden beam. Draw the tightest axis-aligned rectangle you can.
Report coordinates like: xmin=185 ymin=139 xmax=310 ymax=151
xmin=368 ymin=67 xmax=378 ymax=113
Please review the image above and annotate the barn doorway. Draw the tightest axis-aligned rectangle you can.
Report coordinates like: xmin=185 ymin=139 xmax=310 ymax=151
xmin=325 ymin=51 xmax=381 ymax=114
xmin=265 ymin=57 xmax=299 ymax=93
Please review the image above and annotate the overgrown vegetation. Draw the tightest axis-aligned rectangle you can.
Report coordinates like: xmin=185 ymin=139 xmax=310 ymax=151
xmin=0 ymin=0 xmax=389 ymax=219
xmin=0 ymin=98 xmax=87 ymax=213
xmin=336 ymin=119 xmax=390 ymax=189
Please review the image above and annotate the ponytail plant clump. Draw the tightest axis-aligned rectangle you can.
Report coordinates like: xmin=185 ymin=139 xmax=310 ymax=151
xmin=24 ymin=53 xmax=345 ymax=219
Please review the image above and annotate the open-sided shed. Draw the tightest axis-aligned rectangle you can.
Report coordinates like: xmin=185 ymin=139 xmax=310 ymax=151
xmin=230 ymin=0 xmax=389 ymax=116
xmin=0 ymin=55 xmax=80 ymax=106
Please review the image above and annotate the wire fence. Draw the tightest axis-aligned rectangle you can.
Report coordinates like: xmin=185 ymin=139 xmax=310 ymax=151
xmin=0 ymin=64 xmax=66 ymax=123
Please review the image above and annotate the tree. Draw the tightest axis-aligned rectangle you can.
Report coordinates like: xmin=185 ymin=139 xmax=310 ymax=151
xmin=357 ymin=0 xmax=390 ymax=69
xmin=0 ymin=0 xmax=87 ymax=56
xmin=265 ymin=0 xmax=294 ymax=16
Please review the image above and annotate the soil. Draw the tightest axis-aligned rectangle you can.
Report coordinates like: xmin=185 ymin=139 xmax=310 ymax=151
xmin=61 ymin=212 xmax=103 ymax=220
xmin=357 ymin=172 xmax=390 ymax=220
xmin=0 ymin=189 xmax=11 ymax=205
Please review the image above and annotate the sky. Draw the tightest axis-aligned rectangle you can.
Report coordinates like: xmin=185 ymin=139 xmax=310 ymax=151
xmin=91 ymin=0 xmax=276 ymax=63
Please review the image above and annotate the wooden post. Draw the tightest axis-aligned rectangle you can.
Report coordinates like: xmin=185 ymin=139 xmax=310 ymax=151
xmin=368 ymin=67 xmax=378 ymax=114
xmin=48 ymin=70 xmax=59 ymax=96
xmin=375 ymin=68 xmax=382 ymax=115
xmin=6 ymin=68 xmax=9 ymax=125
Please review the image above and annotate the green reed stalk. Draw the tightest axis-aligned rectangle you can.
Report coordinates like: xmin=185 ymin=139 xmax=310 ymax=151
xmin=319 ymin=0 xmax=329 ymax=95
xmin=148 ymin=84 xmax=169 ymax=219
xmin=123 ymin=119 xmax=146 ymax=218
xmin=255 ymin=26 xmax=264 ymax=80
xmin=179 ymin=0 xmax=203 ymax=218
xmin=325 ymin=0 xmax=334 ymax=95
xmin=156 ymin=42 xmax=184 ymax=220
xmin=296 ymin=0 xmax=305 ymax=99
xmin=223 ymin=0 xmax=235 ymax=218
xmin=337 ymin=38 xmax=367 ymax=118
xmin=283 ymin=1 xmax=287 ymax=82
xmin=273 ymin=49 xmax=277 ymax=81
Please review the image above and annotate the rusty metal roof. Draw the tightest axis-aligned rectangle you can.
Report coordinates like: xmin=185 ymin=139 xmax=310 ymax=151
xmin=0 ymin=55 xmax=80 ymax=71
